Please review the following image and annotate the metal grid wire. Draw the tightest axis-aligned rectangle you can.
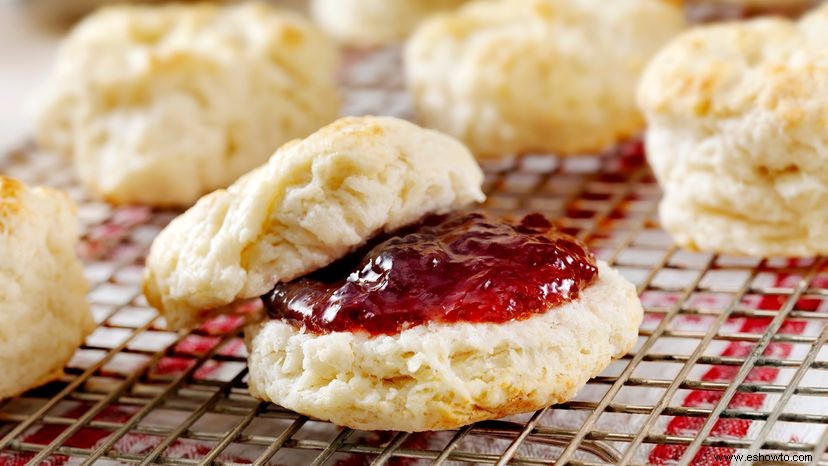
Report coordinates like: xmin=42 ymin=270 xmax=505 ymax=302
xmin=1 ymin=44 xmax=828 ymax=466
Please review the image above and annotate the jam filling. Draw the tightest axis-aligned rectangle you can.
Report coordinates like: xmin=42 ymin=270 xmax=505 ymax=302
xmin=262 ymin=212 xmax=598 ymax=335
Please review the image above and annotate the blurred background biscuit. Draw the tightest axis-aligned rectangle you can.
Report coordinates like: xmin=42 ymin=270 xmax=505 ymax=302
xmin=405 ymin=0 xmax=685 ymax=158
xmin=33 ymin=2 xmax=340 ymax=207
xmin=143 ymin=116 xmax=484 ymax=329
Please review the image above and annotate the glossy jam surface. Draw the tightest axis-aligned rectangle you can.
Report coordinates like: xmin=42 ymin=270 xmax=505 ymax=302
xmin=263 ymin=212 xmax=598 ymax=335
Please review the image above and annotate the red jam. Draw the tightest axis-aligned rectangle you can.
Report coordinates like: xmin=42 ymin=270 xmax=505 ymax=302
xmin=262 ymin=212 xmax=598 ymax=335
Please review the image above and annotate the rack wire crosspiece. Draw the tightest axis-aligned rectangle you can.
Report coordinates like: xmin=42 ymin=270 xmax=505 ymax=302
xmin=0 ymin=46 xmax=827 ymax=466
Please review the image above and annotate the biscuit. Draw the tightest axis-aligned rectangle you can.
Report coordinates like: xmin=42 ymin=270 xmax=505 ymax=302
xmin=33 ymin=2 xmax=340 ymax=207
xmin=405 ymin=0 xmax=685 ymax=158
xmin=0 ymin=176 xmax=94 ymax=398
xmin=246 ymin=261 xmax=642 ymax=432
xmin=143 ymin=116 xmax=485 ymax=330
xmin=638 ymin=4 xmax=828 ymax=256
xmin=310 ymin=0 xmax=468 ymax=46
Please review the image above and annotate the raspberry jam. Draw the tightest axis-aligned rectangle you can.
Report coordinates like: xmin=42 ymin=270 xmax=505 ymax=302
xmin=262 ymin=212 xmax=598 ymax=335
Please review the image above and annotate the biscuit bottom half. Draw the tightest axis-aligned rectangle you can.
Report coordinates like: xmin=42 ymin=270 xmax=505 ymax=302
xmin=245 ymin=262 xmax=642 ymax=432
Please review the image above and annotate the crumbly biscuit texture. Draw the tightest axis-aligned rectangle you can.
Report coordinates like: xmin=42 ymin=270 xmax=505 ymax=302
xmin=34 ymin=2 xmax=339 ymax=207
xmin=0 ymin=176 xmax=94 ymax=398
xmin=638 ymin=4 xmax=828 ymax=256
xmin=405 ymin=0 xmax=685 ymax=157
xmin=143 ymin=116 xmax=485 ymax=330
xmin=311 ymin=0 xmax=469 ymax=46
xmin=246 ymin=262 xmax=642 ymax=432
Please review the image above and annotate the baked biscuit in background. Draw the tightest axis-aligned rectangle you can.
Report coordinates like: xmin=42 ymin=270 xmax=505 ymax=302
xmin=143 ymin=116 xmax=485 ymax=330
xmin=33 ymin=2 xmax=340 ymax=207
xmin=405 ymin=0 xmax=685 ymax=158
xmin=0 ymin=176 xmax=94 ymax=398
xmin=310 ymin=0 xmax=469 ymax=46
xmin=638 ymin=3 xmax=828 ymax=256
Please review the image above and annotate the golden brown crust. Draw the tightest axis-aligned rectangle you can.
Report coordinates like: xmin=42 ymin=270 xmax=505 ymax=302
xmin=638 ymin=14 xmax=828 ymax=121
xmin=0 ymin=176 xmax=25 ymax=225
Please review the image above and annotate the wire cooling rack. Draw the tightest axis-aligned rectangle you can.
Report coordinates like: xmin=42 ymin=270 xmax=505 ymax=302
xmin=2 ymin=40 xmax=828 ymax=466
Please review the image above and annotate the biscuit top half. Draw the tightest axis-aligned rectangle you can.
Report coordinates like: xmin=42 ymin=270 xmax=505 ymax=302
xmin=143 ymin=116 xmax=485 ymax=330
xmin=638 ymin=3 xmax=828 ymax=123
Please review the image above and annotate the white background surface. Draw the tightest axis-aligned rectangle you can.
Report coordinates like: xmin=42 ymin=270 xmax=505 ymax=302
xmin=0 ymin=2 xmax=59 ymax=151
